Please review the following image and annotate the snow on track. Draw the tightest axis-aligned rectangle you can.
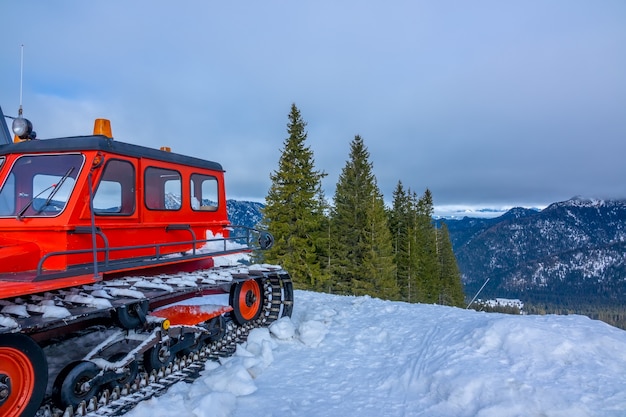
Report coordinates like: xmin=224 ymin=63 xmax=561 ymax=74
xmin=125 ymin=290 xmax=626 ymax=417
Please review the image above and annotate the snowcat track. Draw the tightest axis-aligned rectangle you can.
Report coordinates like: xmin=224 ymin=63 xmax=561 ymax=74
xmin=0 ymin=265 xmax=293 ymax=417
xmin=45 ymin=318 xmax=259 ymax=417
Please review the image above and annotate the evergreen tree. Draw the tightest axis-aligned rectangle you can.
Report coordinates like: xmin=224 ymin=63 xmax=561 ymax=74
xmin=405 ymin=190 xmax=423 ymax=302
xmin=437 ymin=222 xmax=465 ymax=306
xmin=390 ymin=184 xmax=466 ymax=306
xmin=262 ymin=104 xmax=326 ymax=290
xmin=330 ymin=135 xmax=398 ymax=299
xmin=312 ymin=182 xmax=332 ymax=292
xmin=414 ymin=189 xmax=439 ymax=303
xmin=389 ymin=181 xmax=412 ymax=301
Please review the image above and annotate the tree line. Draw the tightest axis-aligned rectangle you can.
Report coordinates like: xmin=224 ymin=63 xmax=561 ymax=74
xmin=259 ymin=104 xmax=464 ymax=307
xmin=525 ymin=302 xmax=626 ymax=330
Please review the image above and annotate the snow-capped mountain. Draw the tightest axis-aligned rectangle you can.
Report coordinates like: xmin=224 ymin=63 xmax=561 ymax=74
xmin=445 ymin=197 xmax=626 ymax=309
xmin=227 ymin=199 xmax=264 ymax=229
xmin=161 ymin=196 xmax=263 ymax=229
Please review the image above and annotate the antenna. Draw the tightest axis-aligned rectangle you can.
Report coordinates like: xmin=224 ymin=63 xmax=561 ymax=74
xmin=7 ymin=44 xmax=36 ymax=142
xmin=18 ymin=44 xmax=24 ymax=117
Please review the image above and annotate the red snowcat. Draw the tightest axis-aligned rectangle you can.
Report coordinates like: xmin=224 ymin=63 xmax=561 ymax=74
xmin=0 ymin=106 xmax=293 ymax=417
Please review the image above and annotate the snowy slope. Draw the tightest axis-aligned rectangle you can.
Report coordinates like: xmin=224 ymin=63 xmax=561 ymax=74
xmin=125 ymin=291 xmax=626 ymax=417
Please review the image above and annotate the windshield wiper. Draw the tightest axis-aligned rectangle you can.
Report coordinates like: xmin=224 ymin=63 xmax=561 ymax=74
xmin=37 ymin=167 xmax=74 ymax=213
xmin=17 ymin=167 xmax=75 ymax=220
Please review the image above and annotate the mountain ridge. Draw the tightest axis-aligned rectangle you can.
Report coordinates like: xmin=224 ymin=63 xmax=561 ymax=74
xmin=227 ymin=199 xmax=264 ymax=229
xmin=443 ymin=197 xmax=626 ymax=308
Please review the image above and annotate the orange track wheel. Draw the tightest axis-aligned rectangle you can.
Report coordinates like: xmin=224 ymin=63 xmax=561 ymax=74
xmin=230 ymin=279 xmax=263 ymax=325
xmin=0 ymin=333 xmax=48 ymax=417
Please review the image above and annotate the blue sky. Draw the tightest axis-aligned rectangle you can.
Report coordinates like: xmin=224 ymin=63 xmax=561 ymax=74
xmin=1 ymin=1 xmax=625 ymax=216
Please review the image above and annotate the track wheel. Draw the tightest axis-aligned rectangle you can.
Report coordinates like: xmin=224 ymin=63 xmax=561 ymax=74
xmin=230 ymin=279 xmax=263 ymax=325
xmin=52 ymin=361 xmax=101 ymax=410
xmin=0 ymin=334 xmax=48 ymax=417
xmin=180 ymin=333 xmax=204 ymax=357
xmin=106 ymin=353 xmax=138 ymax=390
xmin=143 ymin=342 xmax=172 ymax=373
xmin=207 ymin=315 xmax=226 ymax=342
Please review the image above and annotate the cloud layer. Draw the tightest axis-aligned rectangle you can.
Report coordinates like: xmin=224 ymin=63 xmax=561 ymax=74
xmin=2 ymin=1 xmax=625 ymax=209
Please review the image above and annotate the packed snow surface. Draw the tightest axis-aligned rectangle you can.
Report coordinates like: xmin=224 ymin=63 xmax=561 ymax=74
xmin=126 ymin=291 xmax=626 ymax=417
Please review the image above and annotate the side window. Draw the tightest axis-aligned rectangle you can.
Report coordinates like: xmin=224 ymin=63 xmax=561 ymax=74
xmin=145 ymin=167 xmax=181 ymax=210
xmin=0 ymin=172 xmax=14 ymax=215
xmin=93 ymin=159 xmax=135 ymax=215
xmin=191 ymin=174 xmax=219 ymax=211
xmin=0 ymin=157 xmax=11 ymax=215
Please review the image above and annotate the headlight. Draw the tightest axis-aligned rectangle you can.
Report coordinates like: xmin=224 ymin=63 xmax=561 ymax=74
xmin=12 ymin=117 xmax=33 ymax=139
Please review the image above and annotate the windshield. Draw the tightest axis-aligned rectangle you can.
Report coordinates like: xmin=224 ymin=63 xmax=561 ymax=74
xmin=0 ymin=154 xmax=85 ymax=218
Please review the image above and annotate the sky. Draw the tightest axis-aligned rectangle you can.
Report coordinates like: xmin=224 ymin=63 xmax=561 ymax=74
xmin=1 ymin=1 xmax=625 ymax=216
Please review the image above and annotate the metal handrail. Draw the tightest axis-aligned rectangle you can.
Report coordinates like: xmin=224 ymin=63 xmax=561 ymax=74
xmin=35 ymin=225 xmax=261 ymax=278
xmin=69 ymin=226 xmax=110 ymax=266
xmin=166 ymin=224 xmax=197 ymax=255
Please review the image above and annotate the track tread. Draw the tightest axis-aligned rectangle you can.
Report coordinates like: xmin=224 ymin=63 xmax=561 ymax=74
xmin=32 ymin=265 xmax=292 ymax=417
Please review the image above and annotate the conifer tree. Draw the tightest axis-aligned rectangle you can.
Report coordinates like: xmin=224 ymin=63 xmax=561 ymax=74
xmin=312 ymin=183 xmax=332 ymax=291
xmin=330 ymin=135 xmax=398 ymax=299
xmin=389 ymin=181 xmax=412 ymax=301
xmin=414 ymin=189 xmax=439 ymax=303
xmin=406 ymin=189 xmax=423 ymax=302
xmin=437 ymin=222 xmax=465 ymax=306
xmin=262 ymin=104 xmax=326 ymax=290
xmin=389 ymin=185 xmax=466 ymax=306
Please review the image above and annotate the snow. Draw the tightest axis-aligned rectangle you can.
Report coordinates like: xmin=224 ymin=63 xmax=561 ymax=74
xmin=132 ymin=280 xmax=175 ymax=292
xmin=64 ymin=294 xmax=113 ymax=309
xmin=0 ymin=315 xmax=18 ymax=328
xmin=1 ymin=304 xmax=30 ymax=318
xmin=28 ymin=303 xmax=72 ymax=319
xmin=123 ymin=291 xmax=626 ymax=417
xmin=1 ymin=299 xmax=73 ymax=319
xmin=480 ymin=298 xmax=524 ymax=310
xmin=105 ymin=288 xmax=146 ymax=299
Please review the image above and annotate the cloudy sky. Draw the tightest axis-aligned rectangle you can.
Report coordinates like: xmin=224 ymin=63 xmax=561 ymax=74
xmin=1 ymin=1 xmax=625 ymax=215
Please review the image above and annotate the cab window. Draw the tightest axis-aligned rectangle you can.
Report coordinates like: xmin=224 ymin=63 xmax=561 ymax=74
xmin=145 ymin=167 xmax=181 ymax=210
xmin=0 ymin=173 xmax=14 ymax=215
xmin=190 ymin=174 xmax=219 ymax=211
xmin=93 ymin=159 xmax=136 ymax=215
xmin=0 ymin=153 xmax=83 ymax=217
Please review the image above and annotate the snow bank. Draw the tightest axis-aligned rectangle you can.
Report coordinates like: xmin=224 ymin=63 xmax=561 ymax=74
xmin=125 ymin=291 xmax=626 ymax=417
xmin=125 ymin=316 xmax=324 ymax=417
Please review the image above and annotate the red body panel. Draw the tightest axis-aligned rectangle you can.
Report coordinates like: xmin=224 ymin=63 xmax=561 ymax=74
xmin=151 ymin=304 xmax=234 ymax=326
